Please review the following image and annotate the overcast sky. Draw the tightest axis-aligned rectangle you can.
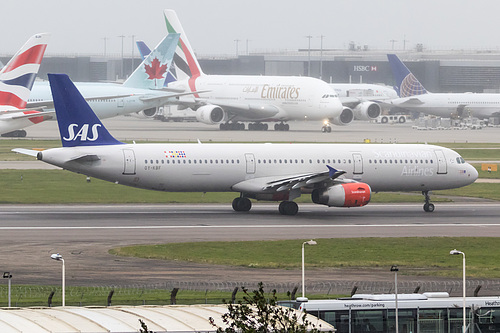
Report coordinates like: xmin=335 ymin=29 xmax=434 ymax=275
xmin=2 ymin=0 xmax=500 ymax=57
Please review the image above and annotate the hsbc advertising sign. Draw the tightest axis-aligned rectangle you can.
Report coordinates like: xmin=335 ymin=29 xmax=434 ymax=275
xmin=353 ymin=65 xmax=378 ymax=72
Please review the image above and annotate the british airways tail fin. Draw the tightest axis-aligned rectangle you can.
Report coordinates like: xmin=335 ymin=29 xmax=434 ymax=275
xmin=136 ymin=40 xmax=177 ymax=85
xmin=122 ymin=33 xmax=179 ymax=89
xmin=387 ymin=54 xmax=428 ymax=98
xmin=48 ymin=74 xmax=123 ymax=147
xmin=0 ymin=33 xmax=50 ymax=109
xmin=164 ymin=9 xmax=204 ymax=83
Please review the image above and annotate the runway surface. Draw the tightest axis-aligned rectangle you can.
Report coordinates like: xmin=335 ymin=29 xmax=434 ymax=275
xmin=2 ymin=117 xmax=500 ymax=294
xmin=2 ymin=202 xmax=500 ymax=291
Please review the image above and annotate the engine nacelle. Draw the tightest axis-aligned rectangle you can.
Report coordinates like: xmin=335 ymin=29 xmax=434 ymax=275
xmin=132 ymin=107 xmax=159 ymax=119
xmin=195 ymin=105 xmax=225 ymax=125
xmin=353 ymin=102 xmax=381 ymax=120
xmin=330 ymin=107 xmax=354 ymax=126
xmin=311 ymin=183 xmax=371 ymax=207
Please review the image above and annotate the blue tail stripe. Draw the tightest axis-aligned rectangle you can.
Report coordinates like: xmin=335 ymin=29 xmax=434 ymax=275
xmin=136 ymin=41 xmax=151 ymax=60
xmin=1 ymin=73 xmax=37 ymax=90
xmin=48 ymin=73 xmax=123 ymax=147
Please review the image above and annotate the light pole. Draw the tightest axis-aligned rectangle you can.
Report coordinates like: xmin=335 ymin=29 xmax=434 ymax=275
xmin=390 ymin=265 xmax=399 ymax=333
xmin=51 ymin=253 xmax=65 ymax=307
xmin=3 ymin=272 xmax=12 ymax=307
xmin=298 ymin=240 xmax=317 ymax=301
xmin=450 ymin=249 xmax=466 ymax=333
xmin=305 ymin=35 xmax=312 ymax=77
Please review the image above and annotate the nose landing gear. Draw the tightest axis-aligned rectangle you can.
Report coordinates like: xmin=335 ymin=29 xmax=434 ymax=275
xmin=422 ymin=191 xmax=435 ymax=212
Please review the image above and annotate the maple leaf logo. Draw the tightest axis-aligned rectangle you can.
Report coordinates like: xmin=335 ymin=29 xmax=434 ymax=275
xmin=144 ymin=57 xmax=168 ymax=80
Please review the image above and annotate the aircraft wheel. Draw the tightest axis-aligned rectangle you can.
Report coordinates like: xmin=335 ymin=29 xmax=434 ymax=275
xmin=232 ymin=197 xmax=252 ymax=212
xmin=381 ymin=117 xmax=388 ymax=123
xmin=263 ymin=123 xmax=268 ymax=131
xmin=423 ymin=203 xmax=435 ymax=213
xmin=284 ymin=124 xmax=290 ymax=131
xmin=279 ymin=201 xmax=299 ymax=216
xmin=239 ymin=123 xmax=245 ymax=131
xmin=399 ymin=116 xmax=406 ymax=123
xmin=326 ymin=126 xmax=332 ymax=133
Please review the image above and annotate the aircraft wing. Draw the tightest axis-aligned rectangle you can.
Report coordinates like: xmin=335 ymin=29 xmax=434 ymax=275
xmin=10 ymin=110 xmax=54 ymax=120
xmin=339 ymin=96 xmax=362 ymax=108
xmin=202 ymin=100 xmax=281 ymax=120
xmin=139 ymin=90 xmax=209 ymax=103
xmin=232 ymin=166 xmax=347 ymax=193
xmin=26 ymin=94 xmax=135 ymax=109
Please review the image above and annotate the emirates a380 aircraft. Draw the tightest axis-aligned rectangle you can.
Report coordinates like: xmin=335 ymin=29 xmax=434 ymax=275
xmin=163 ymin=9 xmax=350 ymax=132
xmin=14 ymin=74 xmax=478 ymax=215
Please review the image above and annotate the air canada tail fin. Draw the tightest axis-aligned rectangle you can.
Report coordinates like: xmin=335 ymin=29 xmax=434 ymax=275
xmin=0 ymin=33 xmax=50 ymax=109
xmin=48 ymin=74 xmax=123 ymax=147
xmin=122 ymin=33 xmax=179 ymax=89
xmin=164 ymin=9 xmax=204 ymax=83
xmin=387 ymin=54 xmax=428 ymax=98
xmin=136 ymin=40 xmax=177 ymax=85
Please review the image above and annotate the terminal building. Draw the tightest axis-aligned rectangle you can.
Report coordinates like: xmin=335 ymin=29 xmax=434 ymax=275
xmin=6 ymin=47 xmax=500 ymax=94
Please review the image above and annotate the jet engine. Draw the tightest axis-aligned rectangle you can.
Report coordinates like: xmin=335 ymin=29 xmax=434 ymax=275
xmin=330 ymin=108 xmax=354 ymax=126
xmin=195 ymin=105 xmax=225 ymax=125
xmin=311 ymin=183 xmax=371 ymax=207
xmin=132 ymin=107 xmax=159 ymax=118
xmin=353 ymin=102 xmax=381 ymax=120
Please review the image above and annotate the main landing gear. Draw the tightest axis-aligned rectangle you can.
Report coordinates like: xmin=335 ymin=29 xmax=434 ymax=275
xmin=232 ymin=197 xmax=299 ymax=215
xmin=220 ymin=122 xmax=245 ymax=131
xmin=422 ymin=190 xmax=435 ymax=213
xmin=274 ymin=122 xmax=290 ymax=131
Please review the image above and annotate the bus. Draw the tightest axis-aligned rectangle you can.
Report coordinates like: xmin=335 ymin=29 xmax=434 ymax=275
xmin=281 ymin=292 xmax=500 ymax=333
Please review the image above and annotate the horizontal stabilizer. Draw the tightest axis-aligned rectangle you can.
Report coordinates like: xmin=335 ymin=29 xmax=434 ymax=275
xmin=12 ymin=148 xmax=39 ymax=157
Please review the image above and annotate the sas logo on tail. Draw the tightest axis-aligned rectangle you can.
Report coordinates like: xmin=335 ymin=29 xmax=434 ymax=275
xmin=64 ymin=124 xmax=101 ymax=142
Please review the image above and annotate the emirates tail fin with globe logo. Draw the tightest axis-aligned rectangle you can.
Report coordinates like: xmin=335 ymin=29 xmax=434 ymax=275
xmin=387 ymin=54 xmax=428 ymax=98
xmin=122 ymin=33 xmax=180 ymax=90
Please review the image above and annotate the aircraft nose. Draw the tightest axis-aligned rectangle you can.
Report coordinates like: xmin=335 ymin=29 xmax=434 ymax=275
xmin=467 ymin=164 xmax=479 ymax=184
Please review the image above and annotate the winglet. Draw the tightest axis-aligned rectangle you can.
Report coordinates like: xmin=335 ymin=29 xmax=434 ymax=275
xmin=327 ymin=165 xmax=338 ymax=178
xmin=122 ymin=33 xmax=180 ymax=89
xmin=48 ymin=73 xmax=123 ymax=147
xmin=387 ymin=54 xmax=427 ymax=97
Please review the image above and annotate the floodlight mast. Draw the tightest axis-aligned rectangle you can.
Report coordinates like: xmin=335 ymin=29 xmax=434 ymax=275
xmin=51 ymin=253 xmax=65 ymax=307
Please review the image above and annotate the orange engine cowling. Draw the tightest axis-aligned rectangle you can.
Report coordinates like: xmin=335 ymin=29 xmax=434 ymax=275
xmin=311 ymin=183 xmax=371 ymax=207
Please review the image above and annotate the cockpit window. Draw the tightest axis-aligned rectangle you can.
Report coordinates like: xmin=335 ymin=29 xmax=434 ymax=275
xmin=322 ymin=94 xmax=338 ymax=98
xmin=456 ymin=157 xmax=466 ymax=164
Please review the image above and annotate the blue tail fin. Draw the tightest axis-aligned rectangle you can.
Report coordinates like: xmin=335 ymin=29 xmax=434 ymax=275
xmin=387 ymin=54 xmax=427 ymax=97
xmin=48 ymin=73 xmax=123 ymax=147
xmin=122 ymin=33 xmax=179 ymax=89
xmin=136 ymin=40 xmax=177 ymax=85
xmin=136 ymin=41 xmax=152 ymax=60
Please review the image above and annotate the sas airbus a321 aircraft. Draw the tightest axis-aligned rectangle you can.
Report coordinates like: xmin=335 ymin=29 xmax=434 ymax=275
xmin=14 ymin=74 xmax=478 ymax=215
xmin=163 ymin=9 xmax=350 ymax=132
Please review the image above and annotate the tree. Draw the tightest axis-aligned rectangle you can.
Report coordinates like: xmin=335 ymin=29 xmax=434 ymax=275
xmin=139 ymin=319 xmax=153 ymax=333
xmin=209 ymin=282 xmax=331 ymax=333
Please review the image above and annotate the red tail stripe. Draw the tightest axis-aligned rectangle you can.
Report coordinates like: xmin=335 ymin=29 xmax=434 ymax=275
xmin=179 ymin=38 xmax=201 ymax=97
xmin=3 ymin=44 xmax=47 ymax=73
xmin=24 ymin=110 xmax=45 ymax=124
xmin=0 ymin=91 xmax=27 ymax=109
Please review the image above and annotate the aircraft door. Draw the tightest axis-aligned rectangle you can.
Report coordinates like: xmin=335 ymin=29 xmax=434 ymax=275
xmin=352 ymin=153 xmax=363 ymax=174
xmin=117 ymin=98 xmax=124 ymax=108
xmin=434 ymin=150 xmax=447 ymax=174
xmin=122 ymin=149 xmax=136 ymax=175
xmin=245 ymin=153 xmax=256 ymax=174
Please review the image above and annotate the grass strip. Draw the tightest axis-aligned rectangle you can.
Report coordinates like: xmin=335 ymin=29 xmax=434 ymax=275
xmin=110 ymin=237 xmax=500 ymax=279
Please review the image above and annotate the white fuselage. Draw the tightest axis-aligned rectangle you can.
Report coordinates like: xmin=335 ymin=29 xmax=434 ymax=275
xmin=390 ymin=92 xmax=500 ymax=119
xmin=29 ymin=82 xmax=169 ymax=119
xmin=39 ymin=143 xmax=477 ymax=195
xmin=331 ymin=83 xmax=398 ymax=100
xmin=172 ymin=75 xmax=343 ymax=122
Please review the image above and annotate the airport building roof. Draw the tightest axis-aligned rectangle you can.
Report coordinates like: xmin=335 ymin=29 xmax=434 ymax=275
xmin=0 ymin=304 xmax=334 ymax=333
